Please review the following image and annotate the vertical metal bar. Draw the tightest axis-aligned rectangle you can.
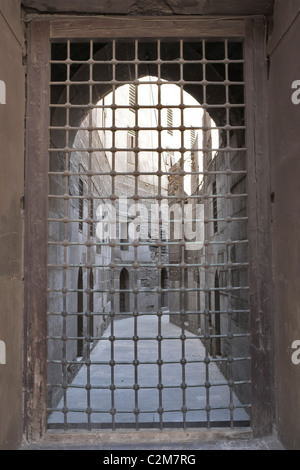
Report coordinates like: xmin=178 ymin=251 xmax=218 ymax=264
xmin=224 ymin=39 xmax=234 ymax=428
xmin=85 ymin=39 xmax=94 ymax=431
xmin=156 ymin=39 xmax=163 ymax=430
xmin=110 ymin=39 xmax=117 ymax=431
xmin=62 ymin=39 xmax=71 ymax=431
xmin=179 ymin=39 xmax=187 ymax=430
xmin=202 ymin=39 xmax=211 ymax=429
xmin=133 ymin=39 xmax=140 ymax=431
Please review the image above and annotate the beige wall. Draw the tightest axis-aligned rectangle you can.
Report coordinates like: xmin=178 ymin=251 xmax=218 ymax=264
xmin=0 ymin=0 xmax=24 ymax=450
xmin=268 ymin=0 xmax=300 ymax=450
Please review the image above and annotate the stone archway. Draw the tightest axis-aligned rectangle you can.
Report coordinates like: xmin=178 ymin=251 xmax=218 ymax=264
xmin=50 ymin=39 xmax=245 ymax=151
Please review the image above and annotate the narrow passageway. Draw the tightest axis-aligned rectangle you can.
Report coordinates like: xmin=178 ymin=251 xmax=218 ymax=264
xmin=2 ymin=0 xmax=299 ymax=451
xmin=46 ymin=38 xmax=251 ymax=432
xmin=48 ymin=315 xmax=249 ymax=427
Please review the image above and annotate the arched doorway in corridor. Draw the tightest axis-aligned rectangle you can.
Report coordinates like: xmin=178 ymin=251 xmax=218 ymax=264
xmin=120 ymin=268 xmax=130 ymax=314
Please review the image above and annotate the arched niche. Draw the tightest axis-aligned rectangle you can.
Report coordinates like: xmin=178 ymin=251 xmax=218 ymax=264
xmin=119 ymin=267 xmax=130 ymax=314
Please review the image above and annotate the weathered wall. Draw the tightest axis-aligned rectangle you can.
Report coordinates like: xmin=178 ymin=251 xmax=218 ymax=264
xmin=21 ymin=0 xmax=275 ymax=16
xmin=0 ymin=0 xmax=24 ymax=450
xmin=268 ymin=0 xmax=300 ymax=450
xmin=6 ymin=0 xmax=300 ymax=450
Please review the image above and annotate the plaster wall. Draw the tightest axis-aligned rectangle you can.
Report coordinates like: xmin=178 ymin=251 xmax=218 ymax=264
xmin=268 ymin=0 xmax=300 ymax=450
xmin=0 ymin=0 xmax=24 ymax=450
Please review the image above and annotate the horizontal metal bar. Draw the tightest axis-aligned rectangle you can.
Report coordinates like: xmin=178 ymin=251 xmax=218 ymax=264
xmin=51 ymin=259 xmax=249 ymax=267
xmin=46 ymin=381 xmax=251 ymax=392
xmin=48 ymin=170 xmax=248 ymax=178
xmin=47 ymin=264 xmax=249 ymax=271
xmin=57 ymin=193 xmax=241 ymax=203
xmin=47 ymin=285 xmax=250 ymax=294
xmin=48 ymin=380 xmax=251 ymax=392
xmin=47 ymin=194 xmax=248 ymax=202
xmin=47 ymin=404 xmax=250 ymax=415
xmin=50 ymin=80 xmax=245 ymax=86
xmin=46 ymin=246 xmax=247 ymax=254
xmin=45 ymin=250 xmax=193 ymax=256
xmin=47 ymin=239 xmax=249 ymax=248
xmin=49 ymin=103 xmax=246 ymax=110
xmin=48 ymin=146 xmax=247 ymax=153
xmin=47 ymin=239 xmax=248 ymax=246
xmin=47 ymin=358 xmax=250 ymax=367
xmin=50 ymin=59 xmax=245 ymax=66
xmin=47 ymin=238 xmax=248 ymax=247
xmin=47 ymin=333 xmax=250 ymax=341
xmin=47 ymin=215 xmax=249 ymax=223
xmin=47 ymin=309 xmax=250 ymax=317
xmin=49 ymin=125 xmax=246 ymax=132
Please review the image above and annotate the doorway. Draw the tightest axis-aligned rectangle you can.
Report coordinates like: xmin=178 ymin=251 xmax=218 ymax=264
xmin=26 ymin=18 xmax=274 ymax=438
xmin=120 ymin=268 xmax=130 ymax=314
xmin=46 ymin=36 xmax=251 ymax=431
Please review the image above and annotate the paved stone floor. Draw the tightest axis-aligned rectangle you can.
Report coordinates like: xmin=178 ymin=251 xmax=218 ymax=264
xmin=31 ymin=316 xmax=286 ymax=451
xmin=48 ymin=315 xmax=250 ymax=427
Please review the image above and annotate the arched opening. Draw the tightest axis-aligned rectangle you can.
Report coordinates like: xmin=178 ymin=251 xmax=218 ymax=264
xmin=50 ymin=40 xmax=245 ymax=148
xmin=196 ymin=270 xmax=201 ymax=331
xmin=161 ymin=267 xmax=169 ymax=308
xmin=119 ymin=268 xmax=130 ymax=314
xmin=214 ymin=270 xmax=221 ymax=357
xmin=77 ymin=267 xmax=84 ymax=358
xmin=88 ymin=269 xmax=94 ymax=338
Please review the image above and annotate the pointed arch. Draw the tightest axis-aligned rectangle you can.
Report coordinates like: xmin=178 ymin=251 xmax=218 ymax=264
xmin=120 ymin=268 xmax=130 ymax=313
xmin=77 ymin=267 xmax=84 ymax=357
xmin=89 ymin=269 xmax=94 ymax=337
xmin=161 ymin=267 xmax=169 ymax=308
xmin=214 ymin=270 xmax=221 ymax=356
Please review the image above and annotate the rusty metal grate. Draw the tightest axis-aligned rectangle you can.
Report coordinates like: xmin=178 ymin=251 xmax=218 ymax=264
xmin=46 ymin=38 xmax=250 ymax=431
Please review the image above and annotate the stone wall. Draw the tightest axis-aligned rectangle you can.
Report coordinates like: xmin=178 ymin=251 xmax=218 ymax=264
xmin=0 ymin=0 xmax=24 ymax=450
xmin=268 ymin=0 xmax=300 ymax=450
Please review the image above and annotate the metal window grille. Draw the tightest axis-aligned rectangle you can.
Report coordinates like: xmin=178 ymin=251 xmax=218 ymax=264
xmin=47 ymin=38 xmax=250 ymax=432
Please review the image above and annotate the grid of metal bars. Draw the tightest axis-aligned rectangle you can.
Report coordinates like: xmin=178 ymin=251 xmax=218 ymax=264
xmin=47 ymin=38 xmax=251 ymax=431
